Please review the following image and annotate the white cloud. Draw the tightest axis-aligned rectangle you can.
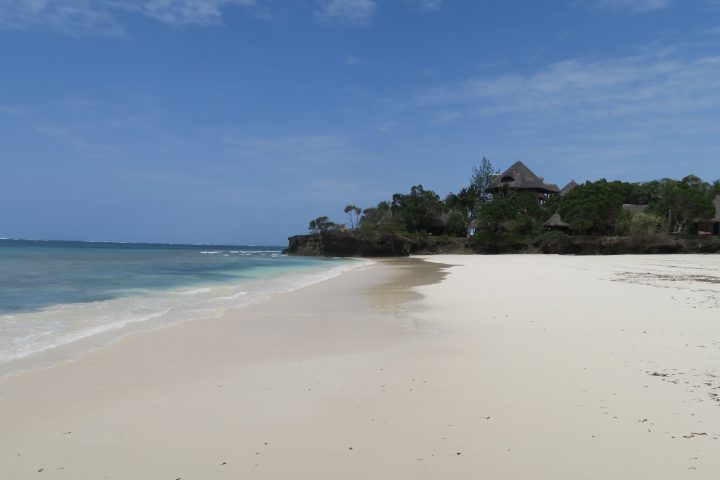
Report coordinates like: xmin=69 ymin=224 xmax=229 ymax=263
xmin=410 ymin=44 xmax=720 ymax=178
xmin=417 ymin=47 xmax=720 ymax=121
xmin=122 ymin=0 xmax=256 ymax=26
xmin=316 ymin=0 xmax=376 ymax=25
xmin=0 ymin=0 xmax=124 ymax=36
xmin=0 ymin=0 xmax=256 ymax=36
xmin=588 ymin=0 xmax=672 ymax=13
xmin=407 ymin=0 xmax=442 ymax=11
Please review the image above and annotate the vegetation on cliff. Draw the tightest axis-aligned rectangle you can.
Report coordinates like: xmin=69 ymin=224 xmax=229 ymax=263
xmin=293 ymin=158 xmax=719 ymax=256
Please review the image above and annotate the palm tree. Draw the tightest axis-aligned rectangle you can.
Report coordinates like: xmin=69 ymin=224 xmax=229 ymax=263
xmin=344 ymin=204 xmax=361 ymax=229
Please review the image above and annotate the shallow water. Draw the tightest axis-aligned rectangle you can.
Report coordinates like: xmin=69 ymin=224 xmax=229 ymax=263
xmin=0 ymin=239 xmax=361 ymax=377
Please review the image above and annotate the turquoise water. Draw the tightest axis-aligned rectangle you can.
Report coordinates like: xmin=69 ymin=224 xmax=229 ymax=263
xmin=0 ymin=239 xmax=360 ymax=375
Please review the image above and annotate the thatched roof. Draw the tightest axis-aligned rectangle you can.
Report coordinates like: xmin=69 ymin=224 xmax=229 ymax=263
xmin=622 ymin=204 xmax=649 ymax=215
xmin=490 ymin=161 xmax=560 ymax=193
xmin=560 ymin=180 xmax=578 ymax=196
xmin=543 ymin=212 xmax=569 ymax=228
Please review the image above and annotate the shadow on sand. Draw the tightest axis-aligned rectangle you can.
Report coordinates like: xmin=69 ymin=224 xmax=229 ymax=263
xmin=365 ymin=258 xmax=453 ymax=317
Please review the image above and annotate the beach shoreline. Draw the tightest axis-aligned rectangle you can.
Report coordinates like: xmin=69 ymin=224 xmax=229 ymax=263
xmin=1 ymin=255 xmax=719 ymax=479
xmin=0 ymin=253 xmax=368 ymax=382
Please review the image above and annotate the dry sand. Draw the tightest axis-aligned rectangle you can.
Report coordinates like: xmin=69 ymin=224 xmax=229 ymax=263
xmin=1 ymin=254 xmax=719 ymax=479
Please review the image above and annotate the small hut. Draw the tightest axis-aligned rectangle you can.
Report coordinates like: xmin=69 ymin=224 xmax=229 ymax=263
xmin=543 ymin=212 xmax=570 ymax=231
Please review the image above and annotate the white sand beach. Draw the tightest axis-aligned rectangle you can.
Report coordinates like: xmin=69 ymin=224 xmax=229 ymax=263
xmin=1 ymin=255 xmax=719 ymax=479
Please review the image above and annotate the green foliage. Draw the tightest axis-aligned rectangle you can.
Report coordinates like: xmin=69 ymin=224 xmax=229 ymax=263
xmin=559 ymin=180 xmax=626 ymax=234
xmin=474 ymin=193 xmax=545 ymax=249
xmin=628 ymin=212 xmax=665 ymax=241
xmin=343 ymin=204 xmax=362 ymax=229
xmin=535 ymin=229 xmax=568 ymax=242
xmin=711 ymin=180 xmax=720 ymax=198
xmin=470 ymin=157 xmax=499 ymax=205
xmin=330 ymin=165 xmax=718 ymax=252
xmin=445 ymin=209 xmax=468 ymax=237
xmin=445 ymin=184 xmax=479 ymax=222
xmin=644 ymin=177 xmax=715 ymax=233
xmin=358 ymin=201 xmax=403 ymax=240
xmin=614 ymin=208 xmax=634 ymax=236
xmin=391 ymin=185 xmax=446 ymax=233
xmin=308 ymin=216 xmax=336 ymax=234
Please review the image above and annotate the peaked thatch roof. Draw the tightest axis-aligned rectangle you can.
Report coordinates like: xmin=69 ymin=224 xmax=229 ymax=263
xmin=543 ymin=212 xmax=570 ymax=228
xmin=622 ymin=204 xmax=649 ymax=215
xmin=560 ymin=180 xmax=578 ymax=196
xmin=490 ymin=161 xmax=560 ymax=193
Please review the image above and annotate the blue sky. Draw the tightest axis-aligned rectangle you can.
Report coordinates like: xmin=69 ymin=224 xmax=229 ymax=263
xmin=1 ymin=0 xmax=719 ymax=244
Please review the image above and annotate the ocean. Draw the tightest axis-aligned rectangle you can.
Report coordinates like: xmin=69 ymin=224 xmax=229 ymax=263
xmin=0 ymin=239 xmax=362 ymax=378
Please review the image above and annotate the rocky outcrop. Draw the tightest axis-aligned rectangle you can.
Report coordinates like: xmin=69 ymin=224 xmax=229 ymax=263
xmin=286 ymin=232 xmax=411 ymax=257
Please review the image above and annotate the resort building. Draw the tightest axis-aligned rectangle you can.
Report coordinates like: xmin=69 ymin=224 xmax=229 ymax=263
xmin=559 ymin=180 xmax=578 ymax=196
xmin=489 ymin=161 xmax=560 ymax=203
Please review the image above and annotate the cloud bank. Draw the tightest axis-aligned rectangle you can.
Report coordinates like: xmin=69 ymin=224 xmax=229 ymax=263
xmin=315 ymin=0 xmax=377 ymax=25
xmin=0 ymin=0 xmax=256 ymax=36
xmin=588 ymin=0 xmax=672 ymax=13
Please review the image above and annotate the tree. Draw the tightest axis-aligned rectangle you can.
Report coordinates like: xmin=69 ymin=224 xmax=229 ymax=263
xmin=645 ymin=177 xmax=714 ymax=233
xmin=628 ymin=212 xmax=665 ymax=242
xmin=344 ymin=204 xmax=362 ymax=229
xmin=391 ymin=185 xmax=446 ymax=233
xmin=558 ymin=180 xmax=625 ymax=234
xmin=470 ymin=157 xmax=499 ymax=205
xmin=445 ymin=184 xmax=480 ymax=222
xmin=308 ymin=216 xmax=336 ymax=234
xmin=711 ymin=179 xmax=720 ymax=198
xmin=474 ymin=193 xmax=545 ymax=248
xmin=358 ymin=201 xmax=402 ymax=240
xmin=446 ymin=209 xmax=468 ymax=237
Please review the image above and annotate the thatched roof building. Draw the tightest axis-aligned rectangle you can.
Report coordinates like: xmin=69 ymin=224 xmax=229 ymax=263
xmin=490 ymin=161 xmax=560 ymax=197
xmin=560 ymin=180 xmax=578 ymax=196
xmin=543 ymin=212 xmax=570 ymax=230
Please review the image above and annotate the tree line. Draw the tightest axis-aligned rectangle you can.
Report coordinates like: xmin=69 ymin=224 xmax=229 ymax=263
xmin=307 ymin=158 xmax=720 ymax=250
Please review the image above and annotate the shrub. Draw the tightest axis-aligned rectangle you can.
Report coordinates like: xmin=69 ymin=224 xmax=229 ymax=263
xmin=628 ymin=212 xmax=665 ymax=244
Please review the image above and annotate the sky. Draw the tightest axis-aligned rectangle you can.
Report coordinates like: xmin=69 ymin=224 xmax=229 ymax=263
xmin=1 ymin=0 xmax=719 ymax=245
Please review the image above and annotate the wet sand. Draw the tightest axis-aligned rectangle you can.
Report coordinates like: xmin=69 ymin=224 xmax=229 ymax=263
xmin=1 ymin=255 xmax=719 ymax=479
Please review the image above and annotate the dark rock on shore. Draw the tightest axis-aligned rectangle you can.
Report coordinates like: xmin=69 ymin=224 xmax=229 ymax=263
xmin=286 ymin=232 xmax=474 ymax=257
xmin=287 ymin=232 xmax=411 ymax=257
